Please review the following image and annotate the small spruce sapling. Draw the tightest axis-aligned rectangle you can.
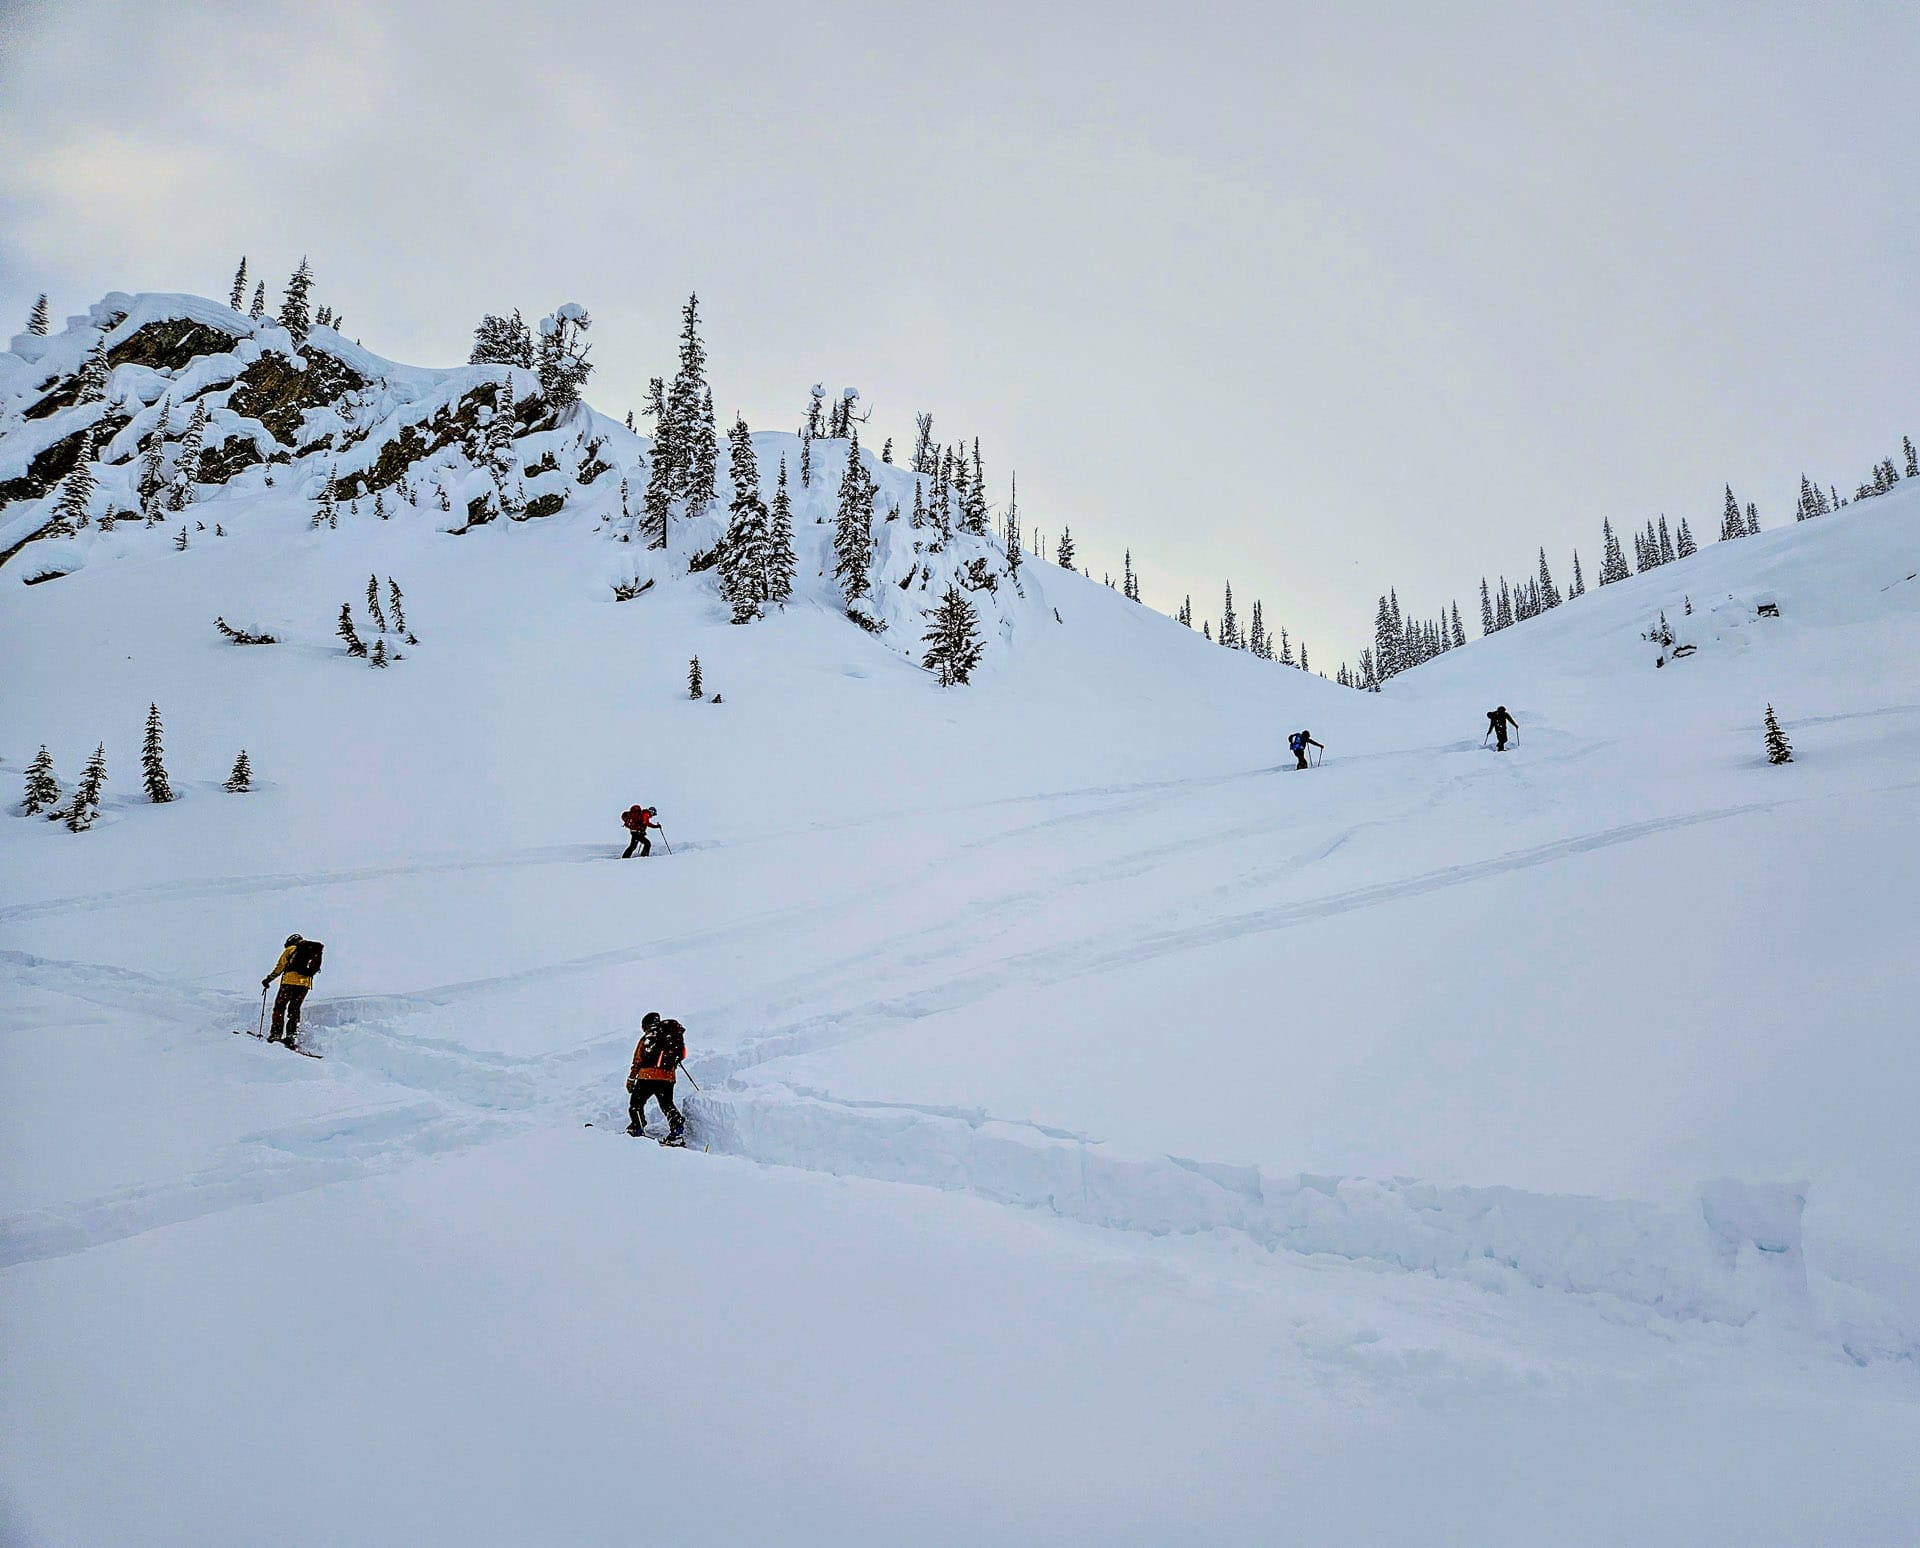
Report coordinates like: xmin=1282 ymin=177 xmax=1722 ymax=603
xmin=224 ymin=751 xmax=253 ymax=792
xmin=27 ymin=294 xmax=52 ymax=336
xmin=370 ymin=638 xmax=389 ymax=668
xmin=141 ymin=704 xmax=173 ymax=803
xmin=688 ymin=656 xmax=703 ymax=699
xmin=175 ymin=527 xmax=189 ymax=551
xmin=337 ymin=603 xmax=368 ymax=657
xmin=388 ymin=578 xmax=410 ymax=638
xmin=23 ymin=746 xmax=60 ymax=816
xmin=366 ymin=574 xmax=389 ymax=632
xmin=66 ymin=744 xmax=107 ymax=832
xmin=1764 ymin=706 xmax=1793 ymax=765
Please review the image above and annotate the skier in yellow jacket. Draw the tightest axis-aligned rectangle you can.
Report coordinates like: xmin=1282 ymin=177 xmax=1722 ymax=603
xmin=262 ymin=933 xmax=322 ymax=1049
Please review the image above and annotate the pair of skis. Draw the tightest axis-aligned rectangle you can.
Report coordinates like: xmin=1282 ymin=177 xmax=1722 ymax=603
xmin=232 ymin=1027 xmax=323 ymax=1059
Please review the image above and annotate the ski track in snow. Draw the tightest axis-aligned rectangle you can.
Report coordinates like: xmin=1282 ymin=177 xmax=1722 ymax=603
xmin=10 ymin=779 xmax=1914 ymax=1361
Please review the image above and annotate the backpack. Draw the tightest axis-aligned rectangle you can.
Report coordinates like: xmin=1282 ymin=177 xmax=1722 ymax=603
xmin=290 ymin=938 xmax=325 ymax=977
xmin=1288 ymin=733 xmax=1305 ymax=754
xmin=621 ymin=806 xmax=645 ymax=832
xmin=643 ymin=1020 xmax=686 ymax=1069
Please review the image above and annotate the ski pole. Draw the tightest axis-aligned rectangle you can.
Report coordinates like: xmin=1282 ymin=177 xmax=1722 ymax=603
xmin=658 ymin=826 xmax=672 ymax=856
xmin=259 ymin=986 xmax=269 ymax=1038
xmin=677 ymin=1064 xmax=699 ymax=1091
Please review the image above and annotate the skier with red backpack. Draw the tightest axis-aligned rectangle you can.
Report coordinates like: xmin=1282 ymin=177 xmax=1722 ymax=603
xmin=262 ymin=932 xmax=324 ymax=1050
xmin=627 ymin=1012 xmax=688 ymax=1144
xmin=620 ymin=804 xmax=660 ymax=859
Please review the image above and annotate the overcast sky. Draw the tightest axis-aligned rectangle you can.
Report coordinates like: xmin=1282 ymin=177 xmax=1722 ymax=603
xmin=3 ymin=0 xmax=1915 ymax=660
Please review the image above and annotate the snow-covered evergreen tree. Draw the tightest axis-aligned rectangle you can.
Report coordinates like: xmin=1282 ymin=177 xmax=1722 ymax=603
xmin=249 ymin=281 xmax=266 ymax=319
xmin=1495 ymin=578 xmax=1513 ymax=630
xmin=141 ymin=704 xmax=173 ymax=803
xmin=922 ymin=584 xmax=984 ymax=686
xmin=22 ymin=745 xmax=60 ymax=816
xmin=470 ymin=309 xmax=534 ymax=367
xmin=27 ymin=294 xmax=52 ymax=336
xmin=962 ymin=439 xmax=988 ymax=535
xmin=1569 ymin=551 xmax=1585 ymax=597
xmin=1177 ymin=595 xmax=1191 ymax=627
xmin=1656 ymin=515 xmax=1674 ymax=565
xmin=1599 ymin=518 xmax=1629 ymax=584
xmin=366 ymin=574 xmax=389 ymax=633
xmin=1220 ymin=582 xmax=1241 ymax=649
xmin=1745 ymin=501 xmax=1760 ymax=537
xmin=1479 ymin=578 xmax=1494 ymax=635
xmin=535 ymin=305 xmax=593 ymax=408
xmin=1764 ymin=705 xmax=1793 ymax=765
xmin=50 ymin=432 xmax=95 ymax=535
xmin=1676 ymin=518 xmax=1697 ymax=558
xmin=280 ymin=258 xmax=314 ymax=343
xmin=833 ymin=433 xmax=873 ymax=605
xmin=720 ymin=417 xmax=770 ymax=623
xmin=1248 ymin=598 xmax=1266 ymax=656
xmin=388 ymin=578 xmax=409 ymax=637
xmin=370 ymin=638 xmax=389 ymax=668
xmin=685 ymin=388 xmax=718 ymax=514
xmin=65 ymin=744 xmax=107 ymax=832
xmin=1055 ymin=526 xmax=1076 ymax=569
xmin=668 ymin=295 xmax=712 ymax=507
xmin=688 ymin=656 xmax=703 ymax=699
xmin=337 ymin=603 xmax=367 ymax=657
xmin=229 ymin=258 xmax=248 ymax=311
xmin=1004 ymin=473 xmax=1022 ymax=583
xmin=138 ymin=396 xmax=171 ymax=518
xmin=1122 ymin=549 xmax=1136 ymax=601
xmin=224 ymin=751 xmax=253 ymax=793
xmin=170 ymin=401 xmax=208 ymax=510
xmin=1906 ymin=436 xmax=1919 ymax=481
xmin=765 ymin=457 xmax=797 ymax=606
xmin=77 ymin=336 xmax=111 ymax=402
xmin=1719 ymin=484 xmax=1743 ymax=542
xmin=1538 ymin=548 xmax=1560 ymax=608
xmin=1450 ymin=601 xmax=1466 ymax=644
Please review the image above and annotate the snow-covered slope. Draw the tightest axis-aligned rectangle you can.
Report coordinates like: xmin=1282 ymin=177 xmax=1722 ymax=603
xmin=3 ymin=297 xmax=1918 ymax=1545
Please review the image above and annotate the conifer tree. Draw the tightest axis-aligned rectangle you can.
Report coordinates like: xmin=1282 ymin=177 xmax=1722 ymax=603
xmin=720 ymin=417 xmax=770 ymax=622
xmin=229 ymin=258 xmax=248 ymax=311
xmin=1055 ymin=526 xmax=1075 ymax=569
xmin=77 ymin=336 xmax=112 ymax=402
xmin=170 ymin=400 xmax=208 ymax=509
xmin=1676 ymin=518 xmax=1697 ymax=558
xmin=1248 ymin=598 xmax=1265 ymax=657
xmin=1720 ymin=484 xmax=1742 ymax=542
xmin=963 ymin=439 xmax=988 ymax=535
xmin=1599 ymin=518 xmax=1629 ymax=584
xmin=1004 ymin=473 xmax=1022 ymax=582
xmin=225 ymin=750 xmax=253 ymax=793
xmin=765 ymin=457 xmax=797 ymax=606
xmin=1479 ymin=577 xmax=1494 ymax=635
xmin=800 ymin=430 xmax=813 ymax=490
xmin=27 ymin=294 xmax=52 ymax=336
xmin=370 ymin=637 xmax=389 ymax=668
xmin=66 ymin=744 xmax=107 ymax=832
xmin=337 ymin=603 xmax=367 ymax=657
xmin=1764 ymin=705 xmax=1793 ymax=765
xmin=366 ymin=574 xmax=389 ymax=633
xmin=1298 ymin=641 xmax=1309 ymax=672
xmin=684 ymin=388 xmax=718 ymax=514
xmin=535 ymin=306 xmax=593 ymax=407
xmin=22 ymin=745 xmax=60 ymax=816
xmin=141 ymin=704 xmax=173 ymax=803
xmin=1220 ymin=582 xmax=1240 ymax=648
xmin=833 ymin=433 xmax=873 ymax=604
xmin=1657 ymin=515 xmax=1675 ymax=565
xmin=1906 ymin=436 xmax=1918 ymax=481
xmin=139 ymin=395 xmax=171 ymax=518
xmin=1538 ymin=547 xmax=1560 ymax=608
xmin=313 ymin=467 xmax=338 ymax=530
xmin=1280 ymin=626 xmax=1294 ymax=665
xmin=1797 ymin=474 xmax=1816 ymax=521
xmin=50 ymin=432 xmax=96 ymax=535
xmin=1495 ymin=578 xmax=1513 ymax=630
xmin=388 ymin=578 xmax=410 ymax=638
xmin=882 ymin=438 xmax=893 ymax=463
xmin=688 ymin=655 xmax=703 ymax=699
xmin=1123 ymin=549 xmax=1136 ymax=601
xmin=1177 ymin=595 xmax=1191 ymax=627
xmin=280 ymin=258 xmax=314 ymax=342
xmin=470 ymin=309 xmax=534 ymax=367
xmin=175 ymin=526 xmax=189 ymax=551
xmin=922 ymin=584 xmax=984 ymax=686
xmin=644 ymin=438 xmax=674 ymax=550
xmin=668 ymin=295 xmax=711 ymax=503
xmin=249 ymin=281 xmax=266 ymax=319
xmin=1203 ymin=622 xmax=1212 ymax=641
xmin=1569 ymin=551 xmax=1585 ymax=597
xmin=1745 ymin=501 xmax=1760 ymax=537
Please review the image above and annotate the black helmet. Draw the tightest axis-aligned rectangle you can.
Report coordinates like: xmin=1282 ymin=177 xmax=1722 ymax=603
xmin=642 ymin=1011 xmax=662 ymax=1033
xmin=284 ymin=933 xmax=304 ymax=947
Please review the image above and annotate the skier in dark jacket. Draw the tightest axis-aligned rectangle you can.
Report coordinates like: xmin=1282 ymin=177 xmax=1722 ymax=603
xmin=262 ymin=932 xmax=321 ymax=1048
xmin=627 ymin=1012 xmax=687 ymax=1143
xmin=621 ymin=804 xmax=659 ymax=859
xmin=1288 ymin=729 xmax=1324 ymax=770
xmin=1486 ymin=706 xmax=1519 ymax=751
